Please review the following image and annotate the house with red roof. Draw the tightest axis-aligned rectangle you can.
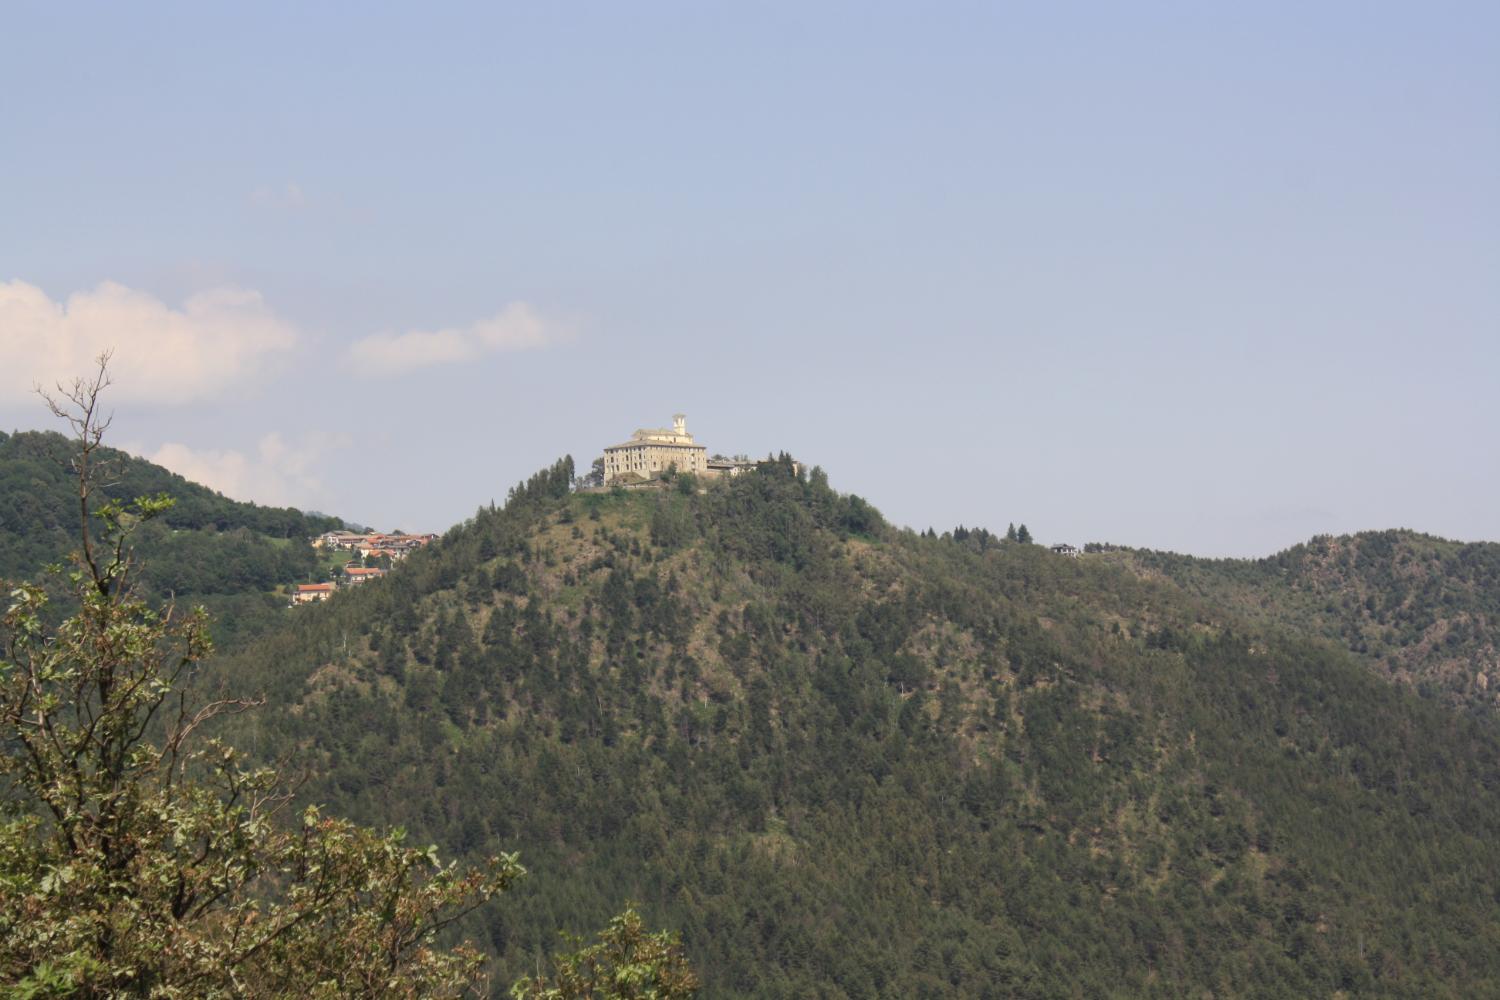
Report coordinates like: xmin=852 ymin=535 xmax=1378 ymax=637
xmin=342 ymin=566 xmax=386 ymax=586
xmin=291 ymin=582 xmax=335 ymax=606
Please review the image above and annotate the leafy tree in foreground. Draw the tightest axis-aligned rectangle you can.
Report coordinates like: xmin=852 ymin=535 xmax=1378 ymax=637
xmin=0 ymin=359 xmax=525 ymax=997
xmin=509 ymin=908 xmax=698 ymax=1000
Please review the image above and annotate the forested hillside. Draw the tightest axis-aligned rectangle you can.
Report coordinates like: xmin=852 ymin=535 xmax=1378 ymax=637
xmin=212 ymin=460 xmax=1500 ymax=997
xmin=1115 ymin=531 xmax=1500 ymax=714
xmin=0 ymin=430 xmax=344 ymax=643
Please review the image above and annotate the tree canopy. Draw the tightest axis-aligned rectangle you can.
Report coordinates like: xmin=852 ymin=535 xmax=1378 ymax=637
xmin=0 ymin=361 xmax=692 ymax=998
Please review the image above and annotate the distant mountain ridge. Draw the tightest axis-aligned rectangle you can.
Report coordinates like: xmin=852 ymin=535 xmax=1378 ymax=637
xmin=1112 ymin=529 xmax=1500 ymax=713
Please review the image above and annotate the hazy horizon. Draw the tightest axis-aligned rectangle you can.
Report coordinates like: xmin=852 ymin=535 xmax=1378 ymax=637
xmin=3 ymin=3 xmax=1496 ymax=557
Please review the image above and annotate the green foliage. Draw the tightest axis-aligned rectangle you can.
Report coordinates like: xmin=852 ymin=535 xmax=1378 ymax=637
xmin=648 ymin=497 xmax=695 ymax=551
xmin=0 ymin=374 xmax=523 ymax=998
xmin=507 ymin=457 xmax=576 ymax=510
xmin=0 ymin=429 xmax=341 ymax=563
xmin=0 ymin=428 xmax=345 ymax=645
xmin=510 ymin=908 xmax=698 ymax=1000
xmin=1118 ymin=529 xmax=1500 ymax=713
xmin=212 ymin=458 xmax=1500 ymax=996
xmin=0 ymin=518 xmax=522 ymax=998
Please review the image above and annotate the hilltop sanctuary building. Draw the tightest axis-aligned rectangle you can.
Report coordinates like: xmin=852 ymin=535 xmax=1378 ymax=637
xmin=603 ymin=414 xmax=709 ymax=483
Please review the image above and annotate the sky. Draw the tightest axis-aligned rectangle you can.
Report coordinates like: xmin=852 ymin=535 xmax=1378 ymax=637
xmin=1 ymin=2 xmax=1496 ymax=557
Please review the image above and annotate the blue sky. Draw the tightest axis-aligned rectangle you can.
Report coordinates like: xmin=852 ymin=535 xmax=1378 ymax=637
xmin=2 ymin=2 xmax=1496 ymax=556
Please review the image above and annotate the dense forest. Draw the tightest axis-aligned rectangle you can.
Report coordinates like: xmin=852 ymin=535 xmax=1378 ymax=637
xmin=0 ymin=429 xmax=345 ymax=644
xmin=192 ymin=458 xmax=1500 ymax=997
xmin=1112 ymin=532 xmax=1500 ymax=714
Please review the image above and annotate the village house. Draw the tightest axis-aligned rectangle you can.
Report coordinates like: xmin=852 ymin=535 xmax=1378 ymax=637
xmin=319 ymin=532 xmax=428 ymax=551
xmin=314 ymin=530 xmax=363 ymax=549
xmin=315 ymin=530 xmax=435 ymax=561
xmin=342 ymin=566 xmax=386 ymax=586
xmin=1050 ymin=543 xmax=1080 ymax=557
xmin=291 ymin=582 xmax=335 ymax=605
xmin=295 ymin=531 xmax=431 ymax=608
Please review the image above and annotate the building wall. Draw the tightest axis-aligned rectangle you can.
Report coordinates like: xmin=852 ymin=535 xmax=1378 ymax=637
xmin=603 ymin=441 xmax=707 ymax=481
xmin=601 ymin=415 xmax=713 ymax=483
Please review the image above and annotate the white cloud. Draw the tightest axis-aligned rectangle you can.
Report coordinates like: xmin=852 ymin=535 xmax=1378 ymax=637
xmin=0 ymin=280 xmax=299 ymax=405
xmin=346 ymin=302 xmax=563 ymax=376
xmin=141 ymin=431 xmax=349 ymax=509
